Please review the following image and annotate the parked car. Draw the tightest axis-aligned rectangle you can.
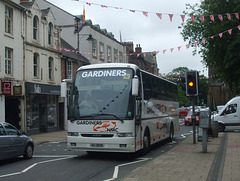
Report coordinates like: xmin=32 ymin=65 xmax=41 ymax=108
xmin=179 ymin=107 xmax=188 ymax=117
xmin=184 ymin=111 xmax=200 ymax=125
xmin=0 ymin=122 xmax=34 ymax=161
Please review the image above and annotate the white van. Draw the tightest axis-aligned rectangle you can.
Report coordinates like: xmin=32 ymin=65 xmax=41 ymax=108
xmin=214 ymin=96 xmax=240 ymax=131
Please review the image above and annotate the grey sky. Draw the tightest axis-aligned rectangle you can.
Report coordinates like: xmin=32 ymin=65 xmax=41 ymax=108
xmin=46 ymin=0 xmax=207 ymax=76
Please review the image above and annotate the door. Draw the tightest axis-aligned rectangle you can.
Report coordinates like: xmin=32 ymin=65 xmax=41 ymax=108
xmin=220 ymin=103 xmax=239 ymax=126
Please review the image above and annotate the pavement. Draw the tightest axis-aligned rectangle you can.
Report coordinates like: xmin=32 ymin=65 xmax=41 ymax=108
xmin=30 ymin=130 xmax=240 ymax=181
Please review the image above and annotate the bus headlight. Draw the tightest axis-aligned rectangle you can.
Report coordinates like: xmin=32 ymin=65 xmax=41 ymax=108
xmin=68 ymin=132 xmax=79 ymax=136
xmin=117 ymin=133 xmax=133 ymax=137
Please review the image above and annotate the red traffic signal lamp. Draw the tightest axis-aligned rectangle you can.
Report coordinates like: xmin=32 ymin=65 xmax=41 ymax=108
xmin=185 ymin=71 xmax=199 ymax=96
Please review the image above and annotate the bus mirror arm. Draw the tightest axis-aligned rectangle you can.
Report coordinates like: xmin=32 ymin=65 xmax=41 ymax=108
xmin=135 ymin=116 xmax=141 ymax=124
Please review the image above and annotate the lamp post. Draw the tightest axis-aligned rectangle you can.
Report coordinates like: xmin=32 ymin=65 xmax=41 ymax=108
xmin=75 ymin=17 xmax=94 ymax=67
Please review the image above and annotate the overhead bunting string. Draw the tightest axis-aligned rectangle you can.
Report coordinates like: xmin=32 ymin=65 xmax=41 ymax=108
xmin=58 ymin=24 xmax=240 ymax=57
xmin=72 ymin=0 xmax=240 ymax=23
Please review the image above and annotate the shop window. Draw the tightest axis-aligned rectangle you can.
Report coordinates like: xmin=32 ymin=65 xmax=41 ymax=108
xmin=47 ymin=95 xmax=57 ymax=127
xmin=26 ymin=95 xmax=39 ymax=131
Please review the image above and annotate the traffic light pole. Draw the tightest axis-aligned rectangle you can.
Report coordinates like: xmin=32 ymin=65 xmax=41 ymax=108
xmin=191 ymin=98 xmax=196 ymax=144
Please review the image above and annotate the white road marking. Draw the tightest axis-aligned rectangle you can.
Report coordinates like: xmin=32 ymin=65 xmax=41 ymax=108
xmin=103 ymin=158 xmax=151 ymax=181
xmin=0 ymin=155 xmax=76 ymax=178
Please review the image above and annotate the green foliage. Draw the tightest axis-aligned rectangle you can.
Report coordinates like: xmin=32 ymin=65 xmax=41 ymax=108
xmin=179 ymin=0 xmax=240 ymax=94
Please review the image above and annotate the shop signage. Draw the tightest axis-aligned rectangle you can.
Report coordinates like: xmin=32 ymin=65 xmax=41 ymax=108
xmin=13 ymin=86 xmax=22 ymax=95
xmin=2 ymin=81 xmax=11 ymax=95
xmin=25 ymin=82 xmax=60 ymax=95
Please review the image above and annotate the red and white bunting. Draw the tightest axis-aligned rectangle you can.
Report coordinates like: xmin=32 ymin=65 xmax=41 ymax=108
xmin=227 ymin=13 xmax=231 ymax=21
xmin=202 ymin=39 xmax=206 ymax=45
xmin=228 ymin=29 xmax=232 ymax=35
xmin=201 ymin=15 xmax=205 ymax=23
xmin=235 ymin=13 xmax=239 ymax=20
xmin=156 ymin=13 xmax=162 ymax=20
xmin=181 ymin=15 xmax=185 ymax=22
xmin=143 ymin=11 xmax=148 ymax=17
xmin=210 ymin=15 xmax=214 ymax=22
xmin=169 ymin=14 xmax=173 ymax=22
xmin=191 ymin=15 xmax=195 ymax=22
xmin=218 ymin=14 xmax=223 ymax=21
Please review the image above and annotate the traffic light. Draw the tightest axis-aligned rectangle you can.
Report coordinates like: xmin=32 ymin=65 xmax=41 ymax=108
xmin=185 ymin=71 xmax=199 ymax=96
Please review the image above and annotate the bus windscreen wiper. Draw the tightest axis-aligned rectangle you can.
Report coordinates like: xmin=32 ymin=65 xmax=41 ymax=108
xmin=91 ymin=113 xmax=124 ymax=123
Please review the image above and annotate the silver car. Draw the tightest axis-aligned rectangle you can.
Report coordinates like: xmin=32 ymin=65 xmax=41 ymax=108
xmin=0 ymin=122 xmax=34 ymax=160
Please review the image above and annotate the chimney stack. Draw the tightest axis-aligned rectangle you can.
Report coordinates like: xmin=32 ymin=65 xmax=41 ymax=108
xmin=135 ymin=44 xmax=142 ymax=53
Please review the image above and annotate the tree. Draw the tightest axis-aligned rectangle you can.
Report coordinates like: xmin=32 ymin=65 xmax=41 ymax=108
xmin=179 ymin=0 xmax=240 ymax=94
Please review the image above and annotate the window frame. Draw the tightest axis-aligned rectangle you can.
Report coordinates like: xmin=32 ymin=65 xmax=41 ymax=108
xmin=67 ymin=60 xmax=72 ymax=79
xmin=5 ymin=47 xmax=13 ymax=75
xmin=114 ymin=49 xmax=118 ymax=63
xmin=107 ymin=46 xmax=112 ymax=62
xmin=92 ymin=40 xmax=97 ymax=59
xmin=33 ymin=16 xmax=39 ymax=40
xmin=48 ymin=22 xmax=53 ymax=45
xmin=99 ymin=42 xmax=104 ymax=60
xmin=48 ymin=57 xmax=54 ymax=81
xmin=33 ymin=53 xmax=39 ymax=79
xmin=5 ymin=6 xmax=13 ymax=35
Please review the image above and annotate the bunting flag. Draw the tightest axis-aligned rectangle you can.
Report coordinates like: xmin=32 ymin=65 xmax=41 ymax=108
xmin=156 ymin=13 xmax=162 ymax=20
xmin=181 ymin=15 xmax=185 ymax=22
xmin=191 ymin=15 xmax=195 ymax=22
xmin=218 ymin=14 xmax=223 ymax=21
xmin=83 ymin=6 xmax=85 ymax=23
xmin=227 ymin=13 xmax=231 ymax=21
xmin=201 ymin=15 xmax=205 ymax=23
xmin=143 ymin=11 xmax=148 ymax=17
xmin=228 ymin=29 xmax=232 ymax=35
xmin=210 ymin=15 xmax=214 ymax=22
xmin=169 ymin=14 xmax=173 ymax=22
xmin=235 ymin=13 xmax=239 ymax=20
xmin=202 ymin=39 xmax=206 ymax=45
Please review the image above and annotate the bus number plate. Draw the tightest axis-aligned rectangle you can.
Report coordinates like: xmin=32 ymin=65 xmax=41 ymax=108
xmin=91 ymin=144 xmax=104 ymax=147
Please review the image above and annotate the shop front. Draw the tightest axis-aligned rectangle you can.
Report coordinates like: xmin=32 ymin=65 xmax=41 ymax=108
xmin=25 ymin=82 xmax=60 ymax=134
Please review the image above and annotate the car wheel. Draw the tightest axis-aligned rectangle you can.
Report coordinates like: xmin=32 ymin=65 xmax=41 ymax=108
xmin=23 ymin=144 xmax=33 ymax=159
xmin=218 ymin=123 xmax=225 ymax=132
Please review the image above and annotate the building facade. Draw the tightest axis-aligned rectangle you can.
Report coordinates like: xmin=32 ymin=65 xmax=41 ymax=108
xmin=20 ymin=0 xmax=62 ymax=134
xmin=0 ymin=0 xmax=25 ymax=129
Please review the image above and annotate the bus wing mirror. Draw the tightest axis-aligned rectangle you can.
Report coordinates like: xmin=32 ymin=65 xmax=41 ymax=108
xmin=132 ymin=75 xmax=139 ymax=96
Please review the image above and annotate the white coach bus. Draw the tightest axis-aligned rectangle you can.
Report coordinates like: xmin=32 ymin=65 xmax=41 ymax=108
xmin=63 ymin=63 xmax=179 ymax=153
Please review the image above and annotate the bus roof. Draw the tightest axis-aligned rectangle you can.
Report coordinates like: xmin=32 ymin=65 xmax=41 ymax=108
xmin=77 ymin=63 xmax=139 ymax=71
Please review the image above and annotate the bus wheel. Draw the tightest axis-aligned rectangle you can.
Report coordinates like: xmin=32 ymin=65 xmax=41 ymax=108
xmin=168 ymin=124 xmax=174 ymax=142
xmin=142 ymin=130 xmax=150 ymax=154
